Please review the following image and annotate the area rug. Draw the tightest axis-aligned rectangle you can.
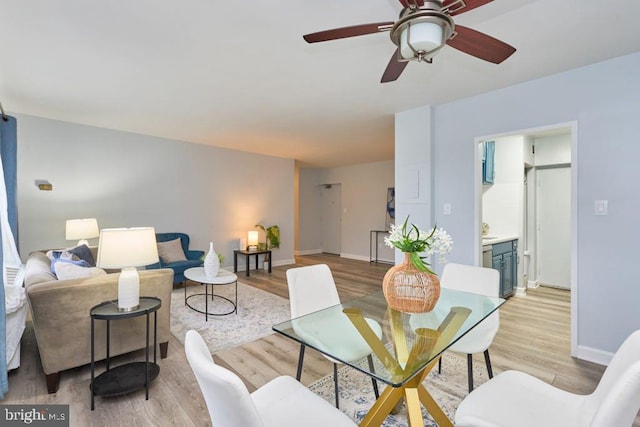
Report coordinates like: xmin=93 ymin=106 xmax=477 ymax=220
xmin=170 ymin=281 xmax=290 ymax=353
xmin=309 ymin=352 xmax=500 ymax=426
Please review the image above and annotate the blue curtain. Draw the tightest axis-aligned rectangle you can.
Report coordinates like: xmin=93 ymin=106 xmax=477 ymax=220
xmin=0 ymin=115 xmax=17 ymax=398
xmin=1 ymin=117 xmax=17 ymax=246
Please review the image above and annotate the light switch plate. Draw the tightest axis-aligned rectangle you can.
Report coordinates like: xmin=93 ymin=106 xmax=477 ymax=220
xmin=443 ymin=203 xmax=452 ymax=215
xmin=594 ymin=200 xmax=608 ymax=215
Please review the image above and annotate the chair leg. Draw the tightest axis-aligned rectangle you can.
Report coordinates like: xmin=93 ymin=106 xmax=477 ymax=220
xmin=333 ymin=363 xmax=340 ymax=409
xmin=367 ymin=355 xmax=379 ymax=399
xmin=484 ymin=349 xmax=494 ymax=379
xmin=438 ymin=355 xmax=442 ymax=374
xmin=467 ymin=353 xmax=474 ymax=393
xmin=295 ymin=345 xmax=305 ymax=381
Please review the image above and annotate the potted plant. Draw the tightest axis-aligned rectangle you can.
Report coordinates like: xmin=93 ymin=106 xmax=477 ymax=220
xmin=255 ymin=224 xmax=280 ymax=270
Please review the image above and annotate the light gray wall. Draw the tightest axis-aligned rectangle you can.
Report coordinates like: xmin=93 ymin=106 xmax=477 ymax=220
xmin=394 ymin=105 xmax=436 ymax=268
xmin=297 ymin=167 xmax=323 ymax=254
xmin=17 ymin=114 xmax=295 ymax=268
xmin=399 ymin=52 xmax=640 ymax=360
xmin=297 ymin=161 xmax=395 ymax=261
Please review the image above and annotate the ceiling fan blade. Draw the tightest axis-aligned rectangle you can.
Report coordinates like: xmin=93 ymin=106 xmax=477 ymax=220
xmin=399 ymin=0 xmax=425 ymax=7
xmin=303 ymin=22 xmax=394 ymax=43
xmin=443 ymin=0 xmax=493 ymax=16
xmin=446 ymin=25 xmax=516 ymax=64
xmin=381 ymin=50 xmax=409 ymax=83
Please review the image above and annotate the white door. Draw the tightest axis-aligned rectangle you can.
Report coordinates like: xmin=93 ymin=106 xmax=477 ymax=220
xmin=536 ymin=167 xmax=571 ymax=289
xmin=321 ymin=184 xmax=341 ymax=255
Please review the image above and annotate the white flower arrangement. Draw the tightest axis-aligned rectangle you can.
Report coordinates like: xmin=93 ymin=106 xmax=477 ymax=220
xmin=384 ymin=216 xmax=453 ymax=273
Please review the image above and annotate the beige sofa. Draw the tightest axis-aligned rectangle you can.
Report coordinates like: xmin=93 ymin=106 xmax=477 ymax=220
xmin=24 ymin=249 xmax=174 ymax=393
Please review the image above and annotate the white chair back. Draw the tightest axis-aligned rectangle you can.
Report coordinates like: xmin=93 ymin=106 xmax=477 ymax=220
xmin=455 ymin=329 xmax=640 ymax=427
xmin=588 ymin=329 xmax=640 ymax=426
xmin=440 ymin=262 xmax=500 ymax=297
xmin=184 ymin=330 xmax=265 ymax=427
xmin=441 ymin=263 xmax=500 ymax=353
xmin=287 ymin=264 xmax=340 ymax=318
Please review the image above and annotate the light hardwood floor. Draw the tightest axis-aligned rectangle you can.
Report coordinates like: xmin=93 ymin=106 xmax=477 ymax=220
xmin=5 ymin=254 xmax=635 ymax=426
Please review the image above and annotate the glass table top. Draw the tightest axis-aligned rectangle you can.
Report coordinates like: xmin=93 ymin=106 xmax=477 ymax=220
xmin=273 ymin=288 xmax=504 ymax=387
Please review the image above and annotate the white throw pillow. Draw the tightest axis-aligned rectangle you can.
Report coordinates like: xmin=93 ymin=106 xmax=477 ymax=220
xmin=54 ymin=262 xmax=107 ymax=280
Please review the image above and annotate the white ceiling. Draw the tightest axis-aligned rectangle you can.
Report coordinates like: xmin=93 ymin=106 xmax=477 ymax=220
xmin=1 ymin=0 xmax=639 ymax=168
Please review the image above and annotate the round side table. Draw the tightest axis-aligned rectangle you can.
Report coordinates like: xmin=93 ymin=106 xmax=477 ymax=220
xmin=90 ymin=297 xmax=161 ymax=410
xmin=184 ymin=267 xmax=238 ymax=321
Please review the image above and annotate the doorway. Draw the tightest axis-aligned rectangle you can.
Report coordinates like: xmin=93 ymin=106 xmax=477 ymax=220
xmin=476 ymin=121 xmax=578 ymax=355
xmin=320 ymin=184 xmax=341 ymax=255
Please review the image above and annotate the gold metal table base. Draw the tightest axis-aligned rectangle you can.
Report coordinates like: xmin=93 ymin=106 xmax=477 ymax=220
xmin=359 ymin=357 xmax=452 ymax=427
xmin=344 ymin=306 xmax=470 ymax=427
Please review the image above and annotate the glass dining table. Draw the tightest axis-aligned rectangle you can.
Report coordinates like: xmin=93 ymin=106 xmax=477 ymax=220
xmin=272 ymin=288 xmax=504 ymax=427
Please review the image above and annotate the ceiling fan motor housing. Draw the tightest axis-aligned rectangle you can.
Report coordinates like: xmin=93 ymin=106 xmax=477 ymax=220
xmin=390 ymin=1 xmax=454 ymax=62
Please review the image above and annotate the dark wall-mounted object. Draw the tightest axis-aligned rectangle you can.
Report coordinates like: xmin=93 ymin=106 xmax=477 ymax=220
xmin=482 ymin=141 xmax=495 ymax=185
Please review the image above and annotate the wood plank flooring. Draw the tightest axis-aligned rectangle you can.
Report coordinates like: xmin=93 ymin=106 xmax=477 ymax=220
xmin=4 ymin=254 xmax=637 ymax=426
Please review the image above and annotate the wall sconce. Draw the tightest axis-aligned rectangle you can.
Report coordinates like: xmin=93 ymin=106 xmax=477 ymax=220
xmin=35 ymin=180 xmax=53 ymax=191
xmin=247 ymin=230 xmax=259 ymax=251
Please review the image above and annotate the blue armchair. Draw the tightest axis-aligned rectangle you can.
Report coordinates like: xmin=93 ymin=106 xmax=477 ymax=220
xmin=147 ymin=232 xmax=204 ymax=285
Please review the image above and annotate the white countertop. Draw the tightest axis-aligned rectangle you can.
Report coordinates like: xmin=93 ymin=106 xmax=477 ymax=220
xmin=482 ymin=235 xmax=518 ymax=246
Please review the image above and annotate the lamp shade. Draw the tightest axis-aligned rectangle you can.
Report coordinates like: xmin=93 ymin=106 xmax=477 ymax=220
xmin=247 ymin=230 xmax=259 ymax=247
xmin=399 ymin=21 xmax=443 ymax=60
xmin=66 ymin=218 xmax=99 ymax=241
xmin=96 ymin=227 xmax=159 ymax=269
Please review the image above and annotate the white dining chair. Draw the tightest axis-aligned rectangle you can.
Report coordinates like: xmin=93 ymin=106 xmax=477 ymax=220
xmin=286 ymin=264 xmax=381 ymax=408
xmin=455 ymin=329 xmax=640 ymax=427
xmin=184 ymin=330 xmax=357 ymax=427
xmin=440 ymin=263 xmax=500 ymax=392
xmin=410 ymin=263 xmax=500 ymax=392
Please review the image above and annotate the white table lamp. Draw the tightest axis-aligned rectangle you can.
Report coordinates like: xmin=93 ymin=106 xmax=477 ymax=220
xmin=96 ymin=227 xmax=159 ymax=311
xmin=66 ymin=218 xmax=99 ymax=246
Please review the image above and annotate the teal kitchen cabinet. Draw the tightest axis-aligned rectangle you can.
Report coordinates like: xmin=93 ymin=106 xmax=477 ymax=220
xmin=491 ymin=239 xmax=517 ymax=298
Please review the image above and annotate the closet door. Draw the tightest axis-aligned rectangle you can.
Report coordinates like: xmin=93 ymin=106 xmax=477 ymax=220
xmin=536 ymin=167 xmax=571 ymax=289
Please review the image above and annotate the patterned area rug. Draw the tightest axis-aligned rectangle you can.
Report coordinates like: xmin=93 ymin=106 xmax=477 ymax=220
xmin=309 ymin=352 xmax=500 ymax=426
xmin=170 ymin=281 xmax=291 ymax=353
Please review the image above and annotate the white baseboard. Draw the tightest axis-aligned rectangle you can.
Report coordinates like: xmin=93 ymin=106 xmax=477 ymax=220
xmin=527 ymin=280 xmax=540 ymax=289
xmin=575 ymin=344 xmax=612 ymax=366
xmin=340 ymin=253 xmax=395 ymax=264
xmin=272 ymin=258 xmax=295 ymax=267
xmin=229 ymin=258 xmax=295 ymax=272
xmin=340 ymin=253 xmax=369 ymax=262
xmin=515 ymin=286 xmax=527 ymax=297
xmin=294 ymin=249 xmax=322 ymax=256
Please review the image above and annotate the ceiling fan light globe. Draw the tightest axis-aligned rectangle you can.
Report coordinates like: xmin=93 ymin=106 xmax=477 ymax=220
xmin=399 ymin=21 xmax=443 ymax=60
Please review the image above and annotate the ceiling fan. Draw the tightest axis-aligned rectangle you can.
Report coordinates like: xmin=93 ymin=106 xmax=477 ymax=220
xmin=303 ymin=0 xmax=516 ymax=83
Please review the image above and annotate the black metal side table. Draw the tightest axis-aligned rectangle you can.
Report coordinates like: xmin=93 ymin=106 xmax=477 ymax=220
xmin=233 ymin=249 xmax=272 ymax=276
xmin=90 ymin=297 xmax=161 ymax=410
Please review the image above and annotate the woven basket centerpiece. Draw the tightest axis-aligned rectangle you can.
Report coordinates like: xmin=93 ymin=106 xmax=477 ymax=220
xmin=382 ymin=252 xmax=440 ymax=313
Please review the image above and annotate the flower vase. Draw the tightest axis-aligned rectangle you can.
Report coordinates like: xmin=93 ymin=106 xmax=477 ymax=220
xmin=382 ymin=252 xmax=440 ymax=313
xmin=203 ymin=242 xmax=220 ymax=278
